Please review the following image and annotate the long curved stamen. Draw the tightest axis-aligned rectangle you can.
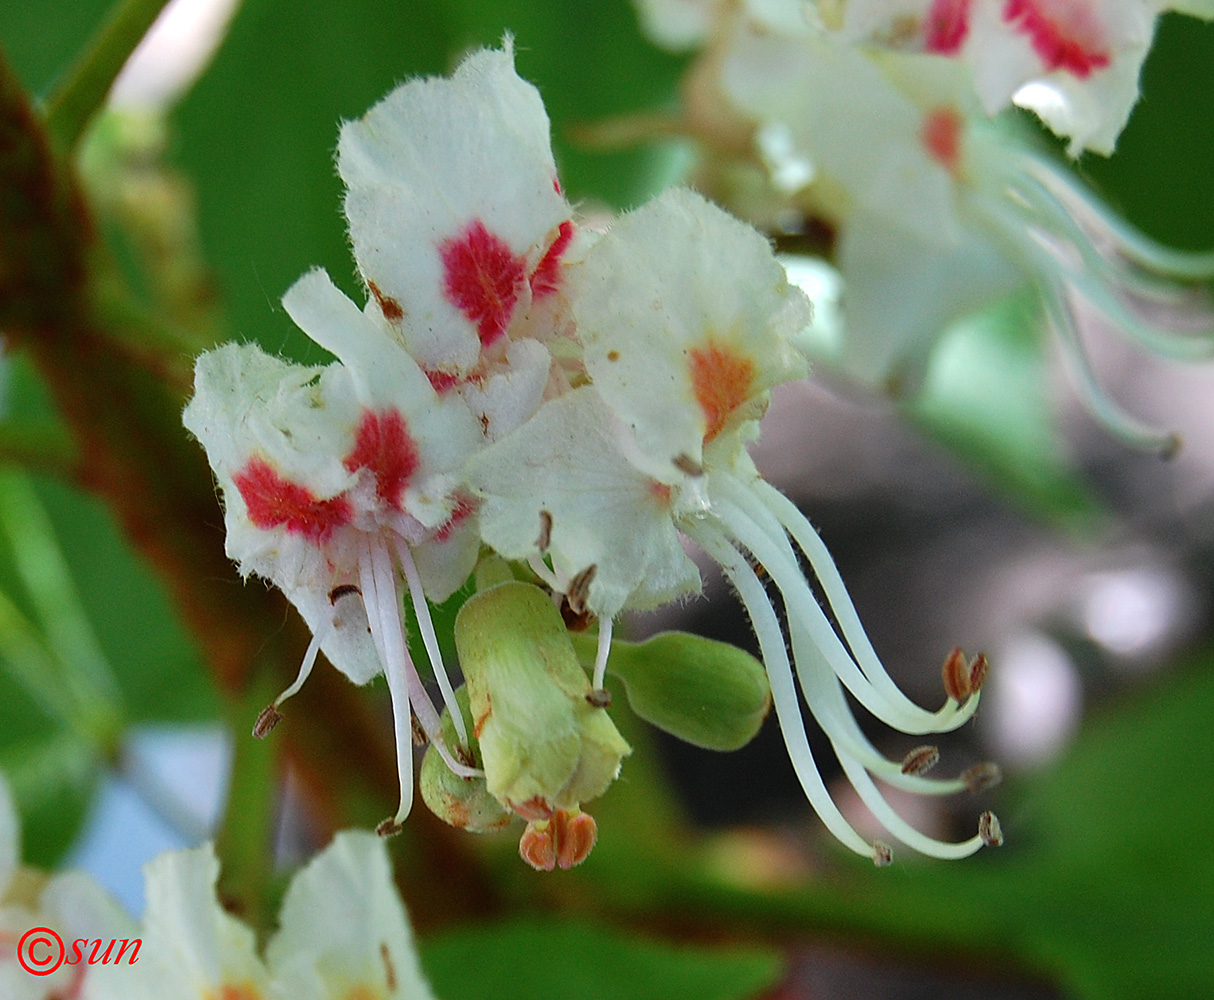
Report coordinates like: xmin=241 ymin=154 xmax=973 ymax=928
xmin=1039 ymin=271 xmax=1182 ymax=457
xmin=528 ymin=552 xmax=562 ymax=592
xmin=1018 ymin=150 xmax=1214 ymax=281
xmin=712 ymin=487 xmax=977 ymax=735
xmin=687 ymin=520 xmax=877 ymax=859
xmin=394 ymin=538 xmax=470 ymax=746
xmin=990 ymin=189 xmax=1214 ymax=362
xmin=750 ymin=480 xmax=980 ymax=731
xmin=358 ymin=540 xmax=415 ymax=827
xmin=272 ymin=614 xmax=333 ymax=709
xmin=592 ymin=616 xmax=613 ymax=690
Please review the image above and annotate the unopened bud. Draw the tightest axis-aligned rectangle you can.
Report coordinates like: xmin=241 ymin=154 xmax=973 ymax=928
xmin=872 ymin=841 xmax=893 ymax=867
xmin=942 ymin=647 xmax=971 ymax=701
xmin=978 ymin=810 xmax=1004 ymax=847
xmin=962 ymin=761 xmax=1003 ymax=794
xmin=252 ymin=705 xmax=282 ymax=739
xmin=968 ymin=652 xmax=989 ymax=694
xmin=900 ymin=745 xmax=940 ymax=776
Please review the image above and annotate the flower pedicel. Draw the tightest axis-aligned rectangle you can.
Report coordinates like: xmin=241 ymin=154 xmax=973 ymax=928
xmin=186 ymin=44 xmax=1000 ymax=868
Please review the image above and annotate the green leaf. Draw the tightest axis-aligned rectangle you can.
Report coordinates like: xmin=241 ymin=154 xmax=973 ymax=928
xmin=573 ymin=631 xmax=771 ymax=752
xmin=907 ymin=292 xmax=1099 ymax=527
xmin=421 ymin=918 xmax=781 ymax=1000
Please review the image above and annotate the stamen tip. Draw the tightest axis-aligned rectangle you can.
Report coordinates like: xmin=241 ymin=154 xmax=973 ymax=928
xmin=942 ymin=647 xmax=971 ymax=702
xmin=1160 ymin=432 xmax=1183 ymax=461
xmin=901 ymin=745 xmax=940 ymax=776
xmin=871 ymin=841 xmax=894 ymax=867
xmin=962 ymin=761 xmax=1003 ymax=794
xmin=252 ymin=705 xmax=283 ymax=739
xmin=978 ymin=810 xmax=1004 ymax=848
xmin=376 ymin=817 xmax=405 ymax=838
xmin=968 ymin=652 xmax=989 ymax=695
xmin=585 ymin=687 xmax=612 ymax=709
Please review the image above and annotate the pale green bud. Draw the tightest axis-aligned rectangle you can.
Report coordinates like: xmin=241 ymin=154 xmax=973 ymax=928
xmin=573 ymin=630 xmax=771 ymax=751
xmin=419 ymin=687 xmax=512 ymax=833
xmin=456 ymin=581 xmax=631 ymax=816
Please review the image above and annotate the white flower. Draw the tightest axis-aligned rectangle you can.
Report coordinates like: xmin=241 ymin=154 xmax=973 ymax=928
xmin=657 ymin=6 xmax=1214 ymax=452
xmin=185 ymin=45 xmax=588 ymax=835
xmin=470 ymin=190 xmax=1001 ymax=863
xmin=84 ymin=831 xmax=436 ymax=1000
xmin=0 ymin=774 xmax=134 ymax=1000
xmin=827 ymin=0 xmax=1214 ymax=156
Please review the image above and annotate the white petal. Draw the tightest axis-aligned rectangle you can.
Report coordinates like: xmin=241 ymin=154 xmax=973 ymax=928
xmin=338 ymin=45 xmax=570 ymax=375
xmin=574 ymin=188 xmax=810 ymax=473
xmin=456 ymin=338 xmax=552 ymax=441
xmin=410 ymin=514 xmax=481 ymax=605
xmin=266 ymin=831 xmax=435 ymax=1000
xmin=833 ymin=210 xmax=1023 ymax=391
xmin=467 ymin=388 xmax=700 ymax=617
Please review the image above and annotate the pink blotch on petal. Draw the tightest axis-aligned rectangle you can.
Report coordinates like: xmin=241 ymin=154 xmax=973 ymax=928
xmin=530 ymin=220 xmax=575 ymax=300
xmin=1002 ymin=0 xmax=1111 ymax=77
xmin=343 ymin=409 xmax=420 ymax=510
xmin=921 ymin=107 xmax=964 ymax=172
xmin=924 ymin=0 xmax=973 ymax=54
xmin=433 ymin=494 xmax=476 ymax=543
xmin=425 ymin=369 xmax=463 ymax=393
xmin=233 ymin=456 xmax=352 ymax=543
xmin=439 ymin=220 xmax=527 ymax=347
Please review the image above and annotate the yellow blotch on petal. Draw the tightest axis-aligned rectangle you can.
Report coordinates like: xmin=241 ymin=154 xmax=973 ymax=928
xmin=688 ymin=340 xmax=756 ymax=443
xmin=344 ymin=986 xmax=384 ymax=1000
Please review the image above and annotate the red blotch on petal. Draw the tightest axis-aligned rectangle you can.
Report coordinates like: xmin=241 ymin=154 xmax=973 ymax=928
xmin=425 ymin=369 xmax=463 ymax=393
xmin=1002 ymin=0 xmax=1111 ymax=77
xmin=433 ymin=494 xmax=476 ymax=543
xmin=924 ymin=0 xmax=973 ymax=54
xmin=439 ymin=220 xmax=527 ymax=348
xmin=234 ymin=456 xmax=352 ymax=543
xmin=922 ymin=107 xmax=964 ymax=172
xmin=688 ymin=341 xmax=757 ymax=444
xmin=530 ymin=220 xmax=575 ymax=300
xmin=343 ymin=409 xmax=420 ymax=510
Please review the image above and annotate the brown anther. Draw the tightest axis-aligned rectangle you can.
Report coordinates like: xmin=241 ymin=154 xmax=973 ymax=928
xmin=871 ymin=841 xmax=894 ymax=867
xmin=900 ymin=745 xmax=940 ymax=776
xmin=329 ymin=583 xmax=361 ymax=605
xmin=555 ymin=810 xmax=598 ymax=870
xmin=536 ymin=510 xmax=553 ymax=552
xmin=978 ymin=810 xmax=1003 ymax=847
xmin=252 ymin=705 xmax=283 ymax=739
xmin=672 ymin=452 xmax=704 ymax=477
xmin=968 ymin=652 xmax=989 ymax=694
xmin=410 ymin=712 xmax=427 ymax=747
xmin=585 ymin=688 xmax=612 ymax=709
xmin=942 ymin=647 xmax=971 ymax=701
xmin=560 ymin=596 xmax=595 ymax=632
xmin=375 ymin=818 xmax=404 ymax=838
xmin=565 ymin=565 xmax=597 ymax=615
xmin=962 ymin=761 xmax=1003 ymax=794
xmin=380 ymin=942 xmax=397 ymax=993
xmin=455 ymin=744 xmax=477 ymax=770
xmin=519 ymin=821 xmax=557 ymax=872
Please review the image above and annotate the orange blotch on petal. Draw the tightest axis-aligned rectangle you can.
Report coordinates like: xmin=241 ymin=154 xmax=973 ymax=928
xmin=688 ymin=341 xmax=757 ymax=444
xmin=922 ymin=107 xmax=964 ymax=173
xmin=209 ymin=984 xmax=264 ymax=1000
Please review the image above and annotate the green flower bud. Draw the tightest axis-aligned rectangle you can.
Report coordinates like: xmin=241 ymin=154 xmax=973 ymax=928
xmin=573 ymin=631 xmax=771 ymax=751
xmin=420 ymin=687 xmax=513 ymax=833
xmin=456 ymin=581 xmax=631 ymax=816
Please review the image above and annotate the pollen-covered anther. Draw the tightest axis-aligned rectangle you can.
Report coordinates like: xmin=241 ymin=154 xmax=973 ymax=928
xmin=565 ymin=564 xmax=597 ymax=615
xmin=963 ymin=762 xmax=1004 ymax=794
xmin=252 ymin=705 xmax=283 ymax=740
xmin=559 ymin=595 xmax=595 ymax=633
xmin=872 ymin=841 xmax=894 ymax=867
xmin=942 ymin=646 xmax=972 ymax=701
xmin=536 ymin=510 xmax=553 ymax=552
xmin=672 ymin=452 xmax=704 ymax=477
xmin=519 ymin=810 xmax=598 ymax=871
xmin=585 ymin=688 xmax=612 ymax=709
xmin=968 ymin=652 xmax=989 ymax=693
xmin=375 ymin=817 xmax=405 ymax=838
xmin=410 ymin=712 xmax=428 ymax=747
xmin=329 ymin=584 xmax=361 ymax=604
xmin=978 ymin=810 xmax=1004 ymax=847
xmin=901 ymin=745 xmax=941 ymax=776
xmin=519 ymin=819 xmax=557 ymax=872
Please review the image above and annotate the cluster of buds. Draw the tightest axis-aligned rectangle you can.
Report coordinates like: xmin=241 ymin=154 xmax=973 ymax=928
xmin=628 ymin=0 xmax=1214 ymax=454
xmin=187 ymin=43 xmax=1002 ymax=869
